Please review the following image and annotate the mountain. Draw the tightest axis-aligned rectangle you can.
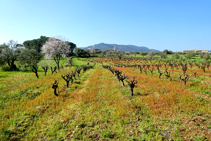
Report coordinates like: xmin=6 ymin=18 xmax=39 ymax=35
xmin=81 ymin=43 xmax=160 ymax=52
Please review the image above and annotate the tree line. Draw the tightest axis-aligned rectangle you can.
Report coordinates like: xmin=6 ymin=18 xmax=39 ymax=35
xmin=1 ymin=36 xmax=210 ymax=73
xmin=0 ymin=36 xmax=76 ymax=74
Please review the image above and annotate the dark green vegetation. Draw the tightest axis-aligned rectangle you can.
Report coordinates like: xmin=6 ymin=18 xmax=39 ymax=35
xmin=23 ymin=36 xmax=76 ymax=55
xmin=23 ymin=36 xmax=49 ymax=53
xmin=74 ymin=48 xmax=90 ymax=57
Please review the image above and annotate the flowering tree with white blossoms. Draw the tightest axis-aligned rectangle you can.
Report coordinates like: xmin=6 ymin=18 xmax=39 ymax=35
xmin=41 ymin=37 xmax=70 ymax=70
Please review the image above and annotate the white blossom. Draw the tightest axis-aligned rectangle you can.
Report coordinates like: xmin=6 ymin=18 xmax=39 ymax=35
xmin=41 ymin=37 xmax=70 ymax=69
xmin=41 ymin=37 xmax=70 ymax=59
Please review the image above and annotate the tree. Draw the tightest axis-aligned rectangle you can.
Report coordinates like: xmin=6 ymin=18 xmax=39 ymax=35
xmin=203 ymin=53 xmax=210 ymax=61
xmin=89 ymin=47 xmax=95 ymax=54
xmin=102 ymin=51 xmax=106 ymax=57
xmin=163 ymin=49 xmax=173 ymax=54
xmin=19 ymin=49 xmax=42 ymax=67
xmin=159 ymin=52 xmax=167 ymax=59
xmin=95 ymin=49 xmax=102 ymax=54
xmin=0 ymin=47 xmax=5 ymax=67
xmin=19 ymin=49 xmax=42 ymax=78
xmin=140 ymin=52 xmax=147 ymax=57
xmin=115 ymin=50 xmax=125 ymax=59
xmin=67 ymin=42 xmax=76 ymax=56
xmin=24 ymin=36 xmax=76 ymax=56
xmin=126 ymin=52 xmax=131 ymax=57
xmin=23 ymin=36 xmax=49 ymax=53
xmin=41 ymin=37 xmax=70 ymax=70
xmin=132 ymin=52 xmax=138 ymax=57
xmin=148 ymin=51 xmax=155 ymax=59
xmin=200 ymin=53 xmax=205 ymax=59
xmin=19 ymin=48 xmax=42 ymax=74
xmin=0 ymin=40 xmax=22 ymax=70
xmin=0 ymin=43 xmax=7 ymax=49
xmin=106 ymin=51 xmax=113 ymax=58
xmin=74 ymin=48 xmax=90 ymax=57
xmin=185 ymin=52 xmax=195 ymax=59
xmin=173 ymin=52 xmax=180 ymax=59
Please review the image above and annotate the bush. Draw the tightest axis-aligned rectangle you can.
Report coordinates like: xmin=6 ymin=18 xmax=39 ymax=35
xmin=140 ymin=52 xmax=147 ymax=57
xmin=159 ymin=52 xmax=167 ymax=59
xmin=200 ymin=53 xmax=205 ymax=59
xmin=185 ymin=52 xmax=196 ymax=59
xmin=203 ymin=53 xmax=210 ymax=61
xmin=2 ymin=65 xmax=19 ymax=71
xmin=148 ymin=52 xmax=155 ymax=59
xmin=173 ymin=53 xmax=180 ymax=59
xmin=163 ymin=49 xmax=173 ymax=54
xmin=74 ymin=48 xmax=90 ymax=57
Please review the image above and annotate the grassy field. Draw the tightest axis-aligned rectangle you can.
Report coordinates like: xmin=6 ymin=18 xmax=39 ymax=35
xmin=0 ymin=56 xmax=211 ymax=140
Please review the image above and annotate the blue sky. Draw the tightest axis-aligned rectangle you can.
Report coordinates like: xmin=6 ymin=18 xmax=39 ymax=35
xmin=0 ymin=0 xmax=210 ymax=51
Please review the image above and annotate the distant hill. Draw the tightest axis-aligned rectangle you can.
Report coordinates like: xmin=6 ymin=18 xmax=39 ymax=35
xmin=81 ymin=43 xmax=160 ymax=52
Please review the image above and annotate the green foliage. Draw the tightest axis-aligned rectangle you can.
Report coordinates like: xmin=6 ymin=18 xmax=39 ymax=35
xmin=95 ymin=49 xmax=102 ymax=54
xmin=1 ymin=65 xmax=17 ymax=71
xmin=105 ymin=50 xmax=114 ymax=58
xmin=23 ymin=36 xmax=76 ymax=56
xmin=173 ymin=52 xmax=180 ymax=59
xmin=115 ymin=50 xmax=125 ymax=59
xmin=101 ymin=51 xmax=106 ymax=57
xmin=148 ymin=51 xmax=155 ymax=59
xmin=18 ymin=48 xmax=42 ymax=68
xmin=126 ymin=52 xmax=131 ymax=57
xmin=1 ymin=56 xmax=211 ymax=140
xmin=202 ymin=53 xmax=210 ymax=61
xmin=132 ymin=52 xmax=138 ymax=56
xmin=0 ymin=40 xmax=21 ymax=70
xmin=23 ymin=36 xmax=49 ymax=53
xmin=200 ymin=53 xmax=205 ymax=59
xmin=159 ymin=52 xmax=167 ymax=59
xmin=67 ymin=42 xmax=77 ymax=56
xmin=185 ymin=52 xmax=196 ymax=59
xmin=77 ymin=122 xmax=86 ymax=128
xmin=0 ymin=49 xmax=4 ymax=67
xmin=163 ymin=49 xmax=173 ymax=54
xmin=0 ymin=43 xmax=8 ymax=49
xmin=101 ymin=130 xmax=115 ymax=138
xmin=193 ymin=136 xmax=207 ymax=141
xmin=196 ymin=96 xmax=206 ymax=102
xmin=140 ymin=52 xmax=147 ymax=57
xmin=74 ymin=48 xmax=90 ymax=57
xmin=1 ymin=129 xmax=12 ymax=140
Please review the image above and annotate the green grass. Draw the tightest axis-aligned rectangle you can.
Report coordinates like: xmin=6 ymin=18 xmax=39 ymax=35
xmin=0 ymin=56 xmax=211 ymax=140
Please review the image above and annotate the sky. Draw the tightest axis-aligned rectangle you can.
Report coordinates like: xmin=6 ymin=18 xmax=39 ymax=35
xmin=0 ymin=0 xmax=210 ymax=52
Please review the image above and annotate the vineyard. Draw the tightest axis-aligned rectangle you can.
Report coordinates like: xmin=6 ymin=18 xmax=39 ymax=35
xmin=0 ymin=57 xmax=211 ymax=140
